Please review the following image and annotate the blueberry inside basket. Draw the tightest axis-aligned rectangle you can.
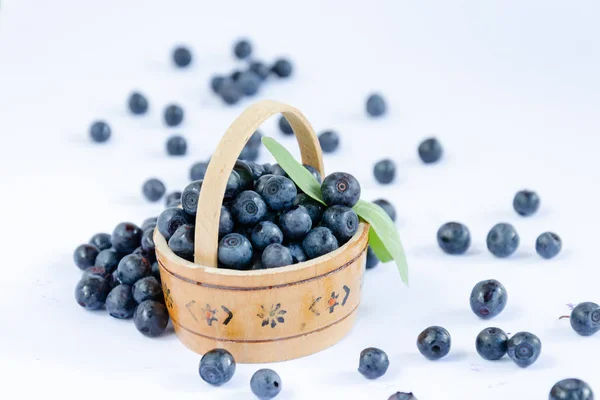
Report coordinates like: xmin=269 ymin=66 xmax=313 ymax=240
xmin=154 ymin=99 xmax=405 ymax=363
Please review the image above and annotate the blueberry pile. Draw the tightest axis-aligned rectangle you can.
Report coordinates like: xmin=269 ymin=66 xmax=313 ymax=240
xmin=159 ymin=160 xmax=362 ymax=270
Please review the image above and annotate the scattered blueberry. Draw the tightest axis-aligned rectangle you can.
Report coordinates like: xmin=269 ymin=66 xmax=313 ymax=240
xmin=165 ymin=191 xmax=182 ymax=207
xmin=388 ymin=393 xmax=418 ymax=400
xmin=287 ymin=242 xmax=307 ymax=264
xmin=570 ymin=302 xmax=600 ymax=336
xmin=219 ymin=80 xmax=242 ymax=105
xmin=250 ymin=369 xmax=282 ymax=399
xmin=89 ymin=121 xmax=111 ymax=143
xmin=172 ymin=46 xmax=192 ymax=67
xmin=278 ymin=116 xmax=293 ymax=135
xmin=513 ymin=190 xmax=540 ymax=216
xmin=199 ymin=348 xmax=237 ymax=386
xmin=303 ymin=164 xmax=322 ymax=183
xmin=262 ymin=243 xmax=293 ymax=269
xmin=470 ymin=279 xmax=507 ymax=319
xmin=321 ymin=172 xmax=361 ymax=207
xmin=279 ymin=205 xmax=312 ymax=241
xmin=111 ymin=222 xmax=142 ymax=254
xmin=373 ymin=199 xmax=396 ymax=222
xmin=260 ymin=176 xmax=297 ymax=211
xmin=293 ymin=193 xmax=325 ymax=227
xmin=366 ymin=93 xmax=386 ymax=117
xmin=417 ymin=326 xmax=451 ymax=360
xmin=219 ymin=206 xmax=235 ymax=238
xmin=550 ymin=379 xmax=594 ymax=400
xmin=157 ymin=207 xmax=189 ymax=241
xmin=234 ymin=39 xmax=252 ymax=59
xmin=302 ymin=227 xmax=339 ymax=259
xmin=321 ymin=205 xmax=359 ymax=244
xmin=475 ymin=327 xmax=508 ymax=360
xmin=182 ymin=180 xmax=203 ymax=217
xmin=190 ymin=161 xmax=208 ymax=181
xmin=319 ymin=130 xmax=339 ymax=153
xmin=128 ymin=92 xmax=148 ymax=115
xmin=271 ymin=58 xmax=293 ymax=78
xmin=536 ymin=232 xmax=562 ymax=259
xmin=358 ymin=347 xmax=389 ymax=379
xmin=232 ymin=190 xmax=268 ymax=226
xmin=142 ymin=178 xmax=166 ymax=202
xmin=236 ymin=71 xmax=261 ymax=96
xmin=164 ymin=104 xmax=184 ymax=127
xmin=73 ymin=244 xmax=100 ymax=270
xmin=251 ymin=221 xmax=283 ymax=251
xmin=437 ymin=222 xmax=471 ymax=255
xmin=94 ymin=248 xmax=120 ymax=274
xmin=418 ymin=138 xmax=443 ymax=164
xmin=240 ymin=145 xmax=259 ymax=162
xmin=210 ymin=76 xmax=225 ymax=94
xmin=507 ymin=331 xmax=541 ymax=368
xmin=117 ymin=254 xmax=151 ymax=285
xmin=89 ymin=233 xmax=112 ymax=251
xmin=249 ymin=61 xmax=270 ymax=81
xmin=366 ymin=246 xmax=379 ymax=269
xmin=168 ymin=224 xmax=195 ymax=262
xmin=218 ymin=233 xmax=253 ymax=270
xmin=487 ymin=223 xmax=519 ymax=257
xmin=74 ymin=274 xmax=111 ymax=310
xmin=373 ymin=159 xmax=396 ymax=184
xmin=106 ymin=284 xmax=136 ymax=319
xmin=133 ymin=300 xmax=169 ymax=337
xmin=133 ymin=276 xmax=163 ymax=304
xmin=166 ymin=135 xmax=187 ymax=156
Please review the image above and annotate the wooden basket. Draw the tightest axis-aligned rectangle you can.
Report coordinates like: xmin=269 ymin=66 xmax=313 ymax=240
xmin=154 ymin=100 xmax=369 ymax=363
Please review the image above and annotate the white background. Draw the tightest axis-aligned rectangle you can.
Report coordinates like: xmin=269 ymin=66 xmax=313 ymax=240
xmin=1 ymin=1 xmax=600 ymax=398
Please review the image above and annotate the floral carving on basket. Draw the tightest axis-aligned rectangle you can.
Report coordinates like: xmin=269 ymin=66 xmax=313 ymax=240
xmin=257 ymin=304 xmax=287 ymax=328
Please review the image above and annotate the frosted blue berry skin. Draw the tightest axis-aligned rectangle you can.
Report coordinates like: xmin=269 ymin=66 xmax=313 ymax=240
xmin=373 ymin=199 xmax=396 ymax=222
xmin=262 ymin=243 xmax=293 ymax=269
xmin=302 ymin=227 xmax=339 ymax=260
xmin=255 ymin=174 xmax=275 ymax=193
xmin=240 ymin=145 xmax=259 ymax=162
xmin=141 ymin=228 xmax=156 ymax=257
xmin=278 ymin=116 xmax=293 ymax=135
xmin=151 ymin=261 xmax=161 ymax=282
xmin=232 ymin=190 xmax=267 ymax=226
xmin=417 ymin=326 xmax=451 ymax=360
xmin=218 ymin=80 xmax=242 ymax=105
xmin=247 ymin=162 xmax=266 ymax=181
xmin=250 ymin=369 xmax=282 ymax=399
xmin=507 ymin=332 xmax=541 ymax=368
xmin=513 ymin=190 xmax=540 ymax=216
xmin=437 ymin=222 xmax=471 ymax=255
xmin=249 ymin=61 xmax=270 ymax=80
xmin=225 ymin=171 xmax=242 ymax=199
xmin=287 ymin=242 xmax=307 ymax=264
xmin=117 ymin=254 xmax=151 ymax=285
xmin=90 ymin=121 xmax=111 ymax=143
xmin=199 ymin=349 xmax=237 ymax=386
xmin=321 ymin=172 xmax=361 ymax=207
xmin=133 ymin=300 xmax=169 ymax=337
xmin=133 ymin=276 xmax=163 ymax=304
xmin=157 ymin=207 xmax=189 ymax=241
xmin=260 ymin=176 xmax=297 ymax=211
xmin=570 ymin=302 xmax=600 ymax=336
xmin=182 ymin=180 xmax=203 ymax=217
xmin=166 ymin=135 xmax=187 ymax=156
xmin=251 ymin=221 xmax=283 ymax=251
xmin=319 ymin=130 xmax=339 ymax=153
xmin=366 ymin=93 xmax=386 ymax=117
xmin=366 ymin=246 xmax=379 ymax=269
xmin=217 ymin=206 xmax=235 ymax=238
xmin=388 ymin=393 xmax=418 ymax=400
xmin=268 ymin=164 xmax=287 ymax=177
xmin=358 ymin=347 xmax=389 ymax=379
xmin=111 ymin=222 xmax=142 ymax=254
xmin=75 ymin=275 xmax=111 ymax=310
xmin=303 ymin=164 xmax=322 ymax=183
xmin=470 ymin=279 xmax=507 ymax=319
xmin=321 ymin=205 xmax=359 ymax=244
xmin=487 ymin=223 xmax=519 ymax=257
xmin=271 ymin=58 xmax=293 ymax=77
xmin=168 ymin=224 xmax=195 ymax=262
xmin=106 ymin=284 xmax=136 ymax=319
xmin=165 ymin=191 xmax=182 ymax=208
xmin=549 ymin=379 xmax=594 ymax=400
xmin=279 ymin=205 xmax=312 ymax=241
xmin=73 ymin=244 xmax=100 ymax=270
xmin=172 ymin=46 xmax=192 ymax=67
xmin=293 ymin=194 xmax=325 ymax=227
xmin=236 ymin=71 xmax=261 ymax=96
xmin=218 ymin=233 xmax=253 ymax=270
xmin=164 ymin=104 xmax=184 ymax=126
xmin=142 ymin=178 xmax=166 ymax=202
xmin=128 ymin=92 xmax=148 ymax=115
xmin=190 ymin=161 xmax=208 ymax=181
xmin=418 ymin=137 xmax=443 ymax=164
xmin=89 ymin=233 xmax=112 ymax=251
xmin=233 ymin=39 xmax=252 ymax=59
xmin=94 ymin=249 xmax=120 ymax=274
xmin=141 ymin=217 xmax=158 ymax=232
xmin=476 ymin=327 xmax=508 ymax=360
xmin=374 ymin=159 xmax=396 ymax=184
xmin=234 ymin=160 xmax=255 ymax=191
xmin=536 ymin=232 xmax=562 ymax=259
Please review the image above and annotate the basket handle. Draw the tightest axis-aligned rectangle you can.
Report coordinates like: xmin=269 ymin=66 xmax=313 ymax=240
xmin=194 ymin=100 xmax=325 ymax=267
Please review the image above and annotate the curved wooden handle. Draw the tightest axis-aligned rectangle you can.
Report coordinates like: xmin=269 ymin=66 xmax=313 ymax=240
xmin=194 ymin=100 xmax=325 ymax=267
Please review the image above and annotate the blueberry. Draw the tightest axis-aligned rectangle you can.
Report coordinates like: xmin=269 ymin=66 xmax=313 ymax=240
xmin=181 ymin=180 xmax=203 ymax=217
xmin=249 ymin=61 xmax=270 ymax=81
xmin=133 ymin=300 xmax=169 ymax=337
xmin=262 ymin=243 xmax=293 ymax=269
xmin=210 ymin=76 xmax=225 ymax=94
xmin=287 ymin=242 xmax=307 ymax=264
xmin=232 ymin=190 xmax=267 ymax=226
xmin=418 ymin=137 xmax=443 ymax=164
xmin=279 ymin=205 xmax=312 ymax=241
xmin=218 ymin=233 xmax=253 ymax=270
xmin=166 ymin=135 xmax=187 ymax=156
xmin=128 ymin=92 xmax=148 ymax=115
xmin=303 ymin=164 xmax=322 ymax=183
xmin=218 ymin=206 xmax=235 ymax=238
xmin=271 ymin=58 xmax=293 ymax=78
xmin=106 ymin=284 xmax=136 ymax=319
xmin=75 ymin=274 xmax=111 ymax=310
xmin=293 ymin=193 xmax=325 ymax=227
xmin=388 ymin=393 xmax=418 ymax=400
xmin=73 ymin=244 xmax=100 ymax=270
xmin=268 ymin=164 xmax=287 ymax=177
xmin=373 ymin=159 xmax=396 ymax=184
xmin=550 ymin=379 xmax=594 ymax=400
xmin=89 ymin=121 xmax=111 ymax=143
xmin=190 ymin=161 xmax=208 ymax=181
xmin=133 ymin=276 xmax=163 ymax=304
xmin=475 ymin=327 xmax=508 ymax=360
xmin=240 ymin=145 xmax=259 ymax=162
xmin=89 ymin=233 xmax=112 ymax=251
xmin=172 ymin=46 xmax=192 ymax=67
xmin=513 ymin=190 xmax=540 ymax=216
xmin=168 ymin=224 xmax=195 ymax=262
xmin=536 ymin=232 xmax=562 ymax=259
xmin=199 ymin=348 xmax=237 ymax=386
xmin=236 ymin=71 xmax=261 ymax=96
xmin=255 ymin=174 xmax=275 ymax=193
xmin=250 ymin=369 xmax=282 ymax=399
xmin=366 ymin=246 xmax=379 ymax=269
xmin=507 ymin=331 xmax=541 ymax=368
xmin=260 ymin=176 xmax=297 ymax=211
xmin=117 ymin=254 xmax=151 ymax=285
xmin=164 ymin=104 xmax=184 ymax=127
xmin=321 ymin=205 xmax=359 ymax=244
xmin=319 ymin=130 xmax=339 ymax=153
xmin=358 ymin=347 xmax=389 ymax=379
xmin=251 ymin=221 xmax=283 ymax=251
xmin=437 ymin=222 xmax=471 ymax=255
xmin=141 ymin=217 xmax=158 ymax=231
xmin=157 ymin=207 xmax=189 ymax=240
xmin=302 ymin=227 xmax=339 ymax=259
xmin=321 ymin=172 xmax=361 ymax=207
xmin=142 ymin=178 xmax=166 ymax=202
xmin=141 ymin=228 xmax=156 ymax=255
xmin=111 ymin=222 xmax=142 ymax=254
xmin=247 ymin=162 xmax=266 ymax=181
xmin=234 ymin=160 xmax=255 ymax=191
xmin=165 ymin=191 xmax=182 ymax=207
xmin=94 ymin=249 xmax=120 ymax=273
xmin=219 ymin=80 xmax=242 ymax=105
xmin=417 ymin=326 xmax=451 ymax=360
xmin=231 ymin=70 xmax=243 ymax=81
xmin=234 ymin=39 xmax=252 ymax=59
xmin=151 ymin=261 xmax=161 ymax=282
xmin=487 ymin=223 xmax=519 ymax=257
xmin=570 ymin=302 xmax=600 ymax=336
xmin=470 ymin=279 xmax=507 ymax=319
xmin=225 ymin=170 xmax=242 ymax=199
xmin=366 ymin=93 xmax=386 ymax=117
xmin=373 ymin=199 xmax=396 ymax=222
xmin=278 ymin=116 xmax=293 ymax=135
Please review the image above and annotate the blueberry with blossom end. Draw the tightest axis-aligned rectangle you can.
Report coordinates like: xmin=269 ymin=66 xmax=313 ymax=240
xmin=232 ymin=190 xmax=267 ymax=226
xmin=476 ymin=327 xmax=508 ymax=360
xmin=321 ymin=172 xmax=361 ymax=207
xmin=111 ymin=222 xmax=142 ymax=254
xmin=321 ymin=205 xmax=359 ymax=244
xmin=513 ymin=190 xmax=540 ymax=216
xmin=536 ymin=232 xmax=562 ymax=259
xmin=117 ymin=254 xmax=151 ymax=285
xmin=417 ymin=326 xmax=451 ymax=360
xmin=250 ymin=369 xmax=282 ymax=399
xmin=157 ymin=207 xmax=189 ymax=241
xmin=260 ymin=176 xmax=297 ymax=211
xmin=358 ymin=347 xmax=389 ymax=379
xmin=437 ymin=222 xmax=471 ymax=255
xmin=549 ymin=379 xmax=594 ymax=400
xmin=218 ymin=233 xmax=253 ymax=270
xmin=199 ymin=348 xmax=236 ymax=386
xmin=374 ymin=159 xmax=395 ymax=184
xmin=507 ymin=331 xmax=541 ymax=368
xmin=181 ymin=180 xmax=203 ymax=217
xmin=470 ymin=279 xmax=507 ymax=319
xmin=570 ymin=302 xmax=600 ymax=336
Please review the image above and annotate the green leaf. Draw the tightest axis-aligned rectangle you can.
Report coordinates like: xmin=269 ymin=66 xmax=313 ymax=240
xmin=261 ymin=137 xmax=326 ymax=205
xmin=368 ymin=227 xmax=393 ymax=263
